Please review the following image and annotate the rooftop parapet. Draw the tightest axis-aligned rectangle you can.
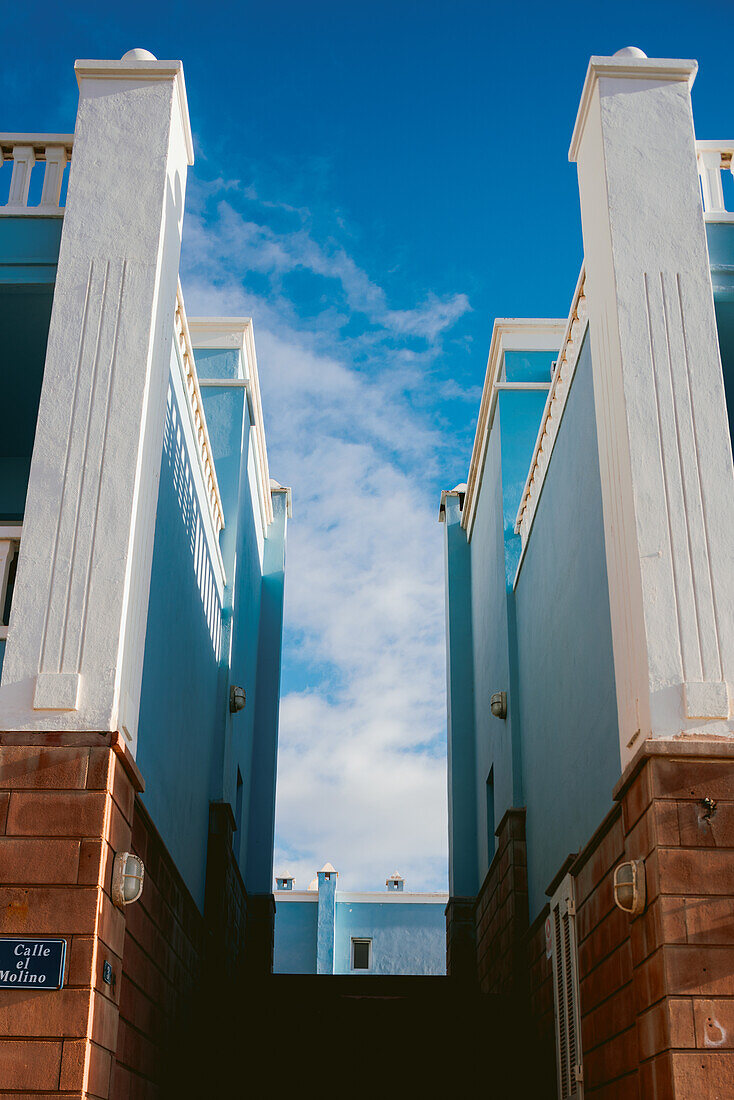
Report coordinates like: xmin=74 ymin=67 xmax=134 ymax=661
xmin=0 ymin=135 xmax=73 ymax=216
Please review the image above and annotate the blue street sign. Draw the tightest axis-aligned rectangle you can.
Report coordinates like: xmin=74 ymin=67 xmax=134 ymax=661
xmin=0 ymin=938 xmax=66 ymax=989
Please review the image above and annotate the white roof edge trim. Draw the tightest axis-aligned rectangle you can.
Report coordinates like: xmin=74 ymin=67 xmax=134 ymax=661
xmin=513 ymin=267 xmax=588 ymax=588
xmin=188 ymin=316 xmax=275 ymax=532
xmin=461 ymin=318 xmax=566 ymax=541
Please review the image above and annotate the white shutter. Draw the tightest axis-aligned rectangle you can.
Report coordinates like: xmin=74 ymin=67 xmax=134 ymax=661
xmin=549 ymin=874 xmax=584 ymax=1100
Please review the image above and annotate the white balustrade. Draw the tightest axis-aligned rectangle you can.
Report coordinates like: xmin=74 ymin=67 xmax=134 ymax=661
xmin=0 ymin=135 xmax=73 ymax=215
xmin=0 ymin=526 xmax=22 ymax=640
xmin=696 ymin=142 xmax=734 ymax=217
xmin=174 ymin=284 xmax=226 ymax=538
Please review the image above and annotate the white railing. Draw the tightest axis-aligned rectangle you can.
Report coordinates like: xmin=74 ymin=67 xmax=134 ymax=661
xmin=697 ymin=141 xmax=734 ymax=218
xmin=0 ymin=134 xmax=73 ymax=215
xmin=514 ymin=268 xmax=587 ymax=557
xmin=174 ymin=283 xmax=226 ymax=538
xmin=0 ymin=525 xmax=22 ymax=640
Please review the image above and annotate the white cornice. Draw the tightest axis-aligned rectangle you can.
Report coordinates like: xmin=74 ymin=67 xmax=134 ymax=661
xmin=190 ymin=316 xmax=275 ymax=531
xmin=273 ymin=890 xmax=448 ymax=904
xmin=461 ymin=319 xmax=565 ymax=540
xmin=569 ymin=57 xmax=697 ymax=163
xmin=74 ymin=60 xmax=194 ymax=165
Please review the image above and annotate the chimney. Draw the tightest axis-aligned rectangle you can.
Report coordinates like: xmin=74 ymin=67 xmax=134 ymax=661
xmin=386 ymin=872 xmax=404 ymax=892
xmin=276 ymin=875 xmax=294 ymax=891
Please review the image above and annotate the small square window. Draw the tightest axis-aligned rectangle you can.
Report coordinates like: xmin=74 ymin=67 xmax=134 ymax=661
xmin=352 ymin=938 xmax=371 ymax=970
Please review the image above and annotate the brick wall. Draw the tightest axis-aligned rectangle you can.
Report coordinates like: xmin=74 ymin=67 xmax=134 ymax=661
xmin=525 ymin=905 xmax=556 ymax=1100
xmin=573 ymin=806 xmax=639 ymax=1096
xmin=110 ymin=798 xmax=205 ymax=1099
xmin=617 ymin=741 xmax=734 ymax=1097
xmin=0 ymin=734 xmax=139 ymax=1099
xmin=475 ymin=808 xmax=528 ymax=994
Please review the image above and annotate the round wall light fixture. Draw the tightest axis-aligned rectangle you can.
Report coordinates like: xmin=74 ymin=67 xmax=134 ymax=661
xmin=111 ymin=851 xmax=145 ymax=909
xmin=229 ymin=685 xmax=246 ymax=713
xmin=613 ymin=859 xmax=646 ymax=916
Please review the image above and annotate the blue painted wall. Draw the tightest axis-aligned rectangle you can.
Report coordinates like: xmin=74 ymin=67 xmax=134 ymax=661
xmin=316 ymin=870 xmax=337 ymax=973
xmin=136 ymin=371 xmax=225 ymax=909
xmin=273 ymin=899 xmax=318 ymax=974
xmin=334 ymin=901 xmax=446 ymax=975
xmin=136 ymin=343 xmax=287 ymax=908
xmin=0 ymin=217 xmax=60 ymax=520
xmin=707 ymin=222 xmax=734 ymax=453
xmin=273 ymin=894 xmax=447 ymax=975
xmin=513 ymin=334 xmax=619 ymax=919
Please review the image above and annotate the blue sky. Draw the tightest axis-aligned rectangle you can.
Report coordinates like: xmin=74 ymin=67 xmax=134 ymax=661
xmin=5 ymin=0 xmax=734 ymax=891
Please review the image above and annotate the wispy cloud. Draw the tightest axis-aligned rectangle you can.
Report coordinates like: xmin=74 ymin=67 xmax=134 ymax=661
xmin=182 ymin=172 xmax=471 ymax=891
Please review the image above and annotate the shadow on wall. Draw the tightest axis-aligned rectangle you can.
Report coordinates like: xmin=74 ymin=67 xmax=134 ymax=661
xmin=163 ymin=388 xmax=222 ymax=659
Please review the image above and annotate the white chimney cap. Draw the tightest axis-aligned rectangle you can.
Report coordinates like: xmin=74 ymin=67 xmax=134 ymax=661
xmin=320 ymin=862 xmax=337 ymax=874
xmin=613 ymin=46 xmax=647 ymax=58
xmin=121 ymin=48 xmax=158 ymax=61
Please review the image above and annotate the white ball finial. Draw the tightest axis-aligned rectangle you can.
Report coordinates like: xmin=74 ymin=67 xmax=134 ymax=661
xmin=121 ymin=48 xmax=158 ymax=61
xmin=613 ymin=46 xmax=647 ymax=58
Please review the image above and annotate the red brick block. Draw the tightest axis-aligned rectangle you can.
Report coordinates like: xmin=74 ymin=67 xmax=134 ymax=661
xmin=653 ymin=800 xmax=681 ymax=847
xmin=78 ymin=839 xmax=112 ymax=889
xmin=86 ymin=749 xmax=112 ymax=791
xmin=107 ymin=800 xmax=132 ymax=856
xmin=630 ymin=896 xmax=687 ymax=968
xmin=665 ymin=945 xmax=734 ymax=997
xmin=638 ymin=1050 xmax=674 ymax=1100
xmin=579 ymin=905 xmax=630 ymax=977
xmin=0 ymin=987 xmax=91 ymax=1038
xmin=692 ymin=999 xmax=734 ymax=1049
xmin=0 ymin=748 xmax=89 ymax=791
xmin=626 ymin=806 xmax=656 ymax=861
xmin=671 ymin=1050 xmax=734 ymax=1094
xmin=582 ymin=983 xmax=636 ymax=1053
xmin=0 ymin=1038 xmax=63 ymax=1089
xmin=0 ymin=885 xmax=98 ymax=935
xmin=67 ymin=936 xmax=96 ymax=988
xmin=651 ymin=757 xmax=734 ymax=802
xmin=90 ymin=989 xmax=120 ymax=1053
xmin=97 ymin=892 xmax=127 ymax=958
xmin=677 ymin=799 xmax=734 ymax=849
xmin=633 ymin=947 xmax=667 ymax=1010
xmin=0 ymin=793 xmax=9 ymax=834
xmin=109 ymin=757 xmax=135 ymax=826
xmin=657 ymin=849 xmax=734 ymax=896
xmin=637 ymin=998 xmax=695 ymax=1060
xmin=6 ymin=791 xmax=107 ymax=838
xmin=0 ymin=837 xmax=80 ymax=884
xmin=622 ymin=768 xmax=652 ymax=835
xmin=584 ymin=1024 xmax=638 ymax=1088
xmin=683 ymin=897 xmax=734 ymax=946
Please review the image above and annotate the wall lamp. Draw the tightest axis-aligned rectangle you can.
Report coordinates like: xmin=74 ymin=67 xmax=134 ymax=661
xmin=613 ymin=859 xmax=646 ymax=916
xmin=490 ymin=691 xmax=507 ymax=720
xmin=111 ymin=851 xmax=145 ymax=909
xmin=229 ymin=685 xmax=246 ymax=713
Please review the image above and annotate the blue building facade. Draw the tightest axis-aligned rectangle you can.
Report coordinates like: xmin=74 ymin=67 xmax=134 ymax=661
xmin=441 ymin=49 xmax=734 ymax=1098
xmin=273 ymin=866 xmax=447 ymax=976
xmin=0 ymin=50 xmax=291 ymax=1094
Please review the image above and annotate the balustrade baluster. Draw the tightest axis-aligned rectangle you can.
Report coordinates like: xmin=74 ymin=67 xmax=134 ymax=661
xmin=7 ymin=144 xmax=35 ymax=207
xmin=698 ymin=148 xmax=726 ymax=213
xmin=40 ymin=145 xmax=68 ymax=207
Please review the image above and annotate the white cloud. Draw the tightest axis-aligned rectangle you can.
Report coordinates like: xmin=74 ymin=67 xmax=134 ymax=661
xmin=182 ymin=176 xmax=470 ymax=891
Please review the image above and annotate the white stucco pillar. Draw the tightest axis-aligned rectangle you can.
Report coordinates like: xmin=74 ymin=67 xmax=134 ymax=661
xmin=570 ymin=52 xmax=734 ymax=765
xmin=0 ymin=55 xmax=194 ymax=751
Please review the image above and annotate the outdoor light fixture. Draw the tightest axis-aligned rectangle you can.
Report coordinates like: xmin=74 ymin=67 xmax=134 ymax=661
xmin=229 ymin=685 xmax=246 ymax=713
xmin=111 ymin=852 xmax=145 ymax=909
xmin=613 ymin=859 xmax=646 ymax=916
xmin=490 ymin=691 xmax=507 ymax=720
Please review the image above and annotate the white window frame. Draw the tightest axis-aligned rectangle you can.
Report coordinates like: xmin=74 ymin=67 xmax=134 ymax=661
xmin=549 ymin=873 xmax=584 ymax=1100
xmin=351 ymin=937 xmax=372 ymax=971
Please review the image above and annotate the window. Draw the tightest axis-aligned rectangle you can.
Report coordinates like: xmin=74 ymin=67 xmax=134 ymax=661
xmin=351 ymin=938 xmax=371 ymax=971
xmin=486 ymin=768 xmax=495 ymax=859
xmin=549 ymin=874 xmax=584 ymax=1099
xmin=234 ymin=768 xmax=243 ymax=835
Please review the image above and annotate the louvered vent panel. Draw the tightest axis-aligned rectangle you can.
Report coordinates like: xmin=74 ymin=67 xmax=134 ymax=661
xmin=550 ymin=874 xmax=584 ymax=1100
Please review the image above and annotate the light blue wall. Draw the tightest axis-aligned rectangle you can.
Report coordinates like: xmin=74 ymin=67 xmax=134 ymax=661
xmin=707 ymin=222 xmax=734 ymax=453
xmin=0 ymin=217 xmax=60 ymax=520
xmin=273 ymin=895 xmax=447 ymax=975
xmin=334 ymin=901 xmax=446 ymax=975
xmin=443 ymin=494 xmax=478 ymax=897
xmin=137 ymin=342 xmax=287 ymax=909
xmin=513 ymin=334 xmax=619 ymax=919
xmin=316 ymin=872 xmax=337 ymax=974
xmin=273 ymin=899 xmax=318 ymax=974
xmin=136 ymin=379 xmax=225 ymax=909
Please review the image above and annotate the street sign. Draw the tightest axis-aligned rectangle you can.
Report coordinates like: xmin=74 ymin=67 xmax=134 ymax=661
xmin=0 ymin=938 xmax=66 ymax=989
